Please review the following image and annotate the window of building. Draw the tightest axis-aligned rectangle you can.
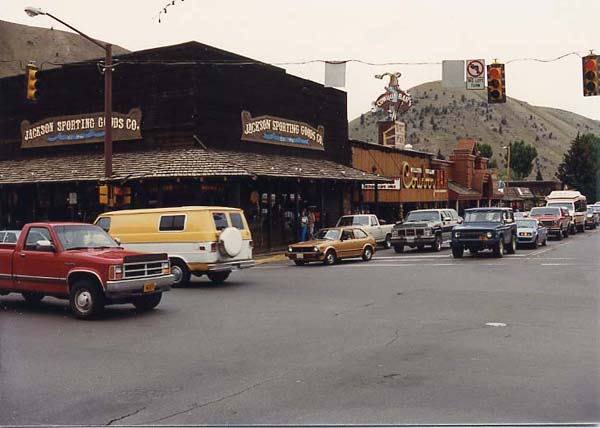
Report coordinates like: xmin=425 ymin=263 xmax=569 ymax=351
xmin=159 ymin=215 xmax=186 ymax=231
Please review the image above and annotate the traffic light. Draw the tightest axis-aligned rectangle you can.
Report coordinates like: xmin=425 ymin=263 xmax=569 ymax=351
xmin=487 ymin=63 xmax=506 ymax=104
xmin=583 ymin=55 xmax=599 ymax=97
xmin=25 ymin=63 xmax=39 ymax=101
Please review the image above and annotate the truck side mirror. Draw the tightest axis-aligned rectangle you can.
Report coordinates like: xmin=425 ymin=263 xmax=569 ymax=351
xmin=36 ymin=240 xmax=56 ymax=252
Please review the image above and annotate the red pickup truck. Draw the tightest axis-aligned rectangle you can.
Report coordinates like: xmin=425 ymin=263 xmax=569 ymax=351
xmin=529 ymin=206 xmax=571 ymax=240
xmin=0 ymin=222 xmax=173 ymax=319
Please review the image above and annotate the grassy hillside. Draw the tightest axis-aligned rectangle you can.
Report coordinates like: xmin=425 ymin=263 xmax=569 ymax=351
xmin=0 ymin=19 xmax=129 ymax=78
xmin=349 ymin=81 xmax=600 ymax=179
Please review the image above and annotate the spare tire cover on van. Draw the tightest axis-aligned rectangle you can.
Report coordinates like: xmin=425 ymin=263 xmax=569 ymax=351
xmin=219 ymin=227 xmax=243 ymax=257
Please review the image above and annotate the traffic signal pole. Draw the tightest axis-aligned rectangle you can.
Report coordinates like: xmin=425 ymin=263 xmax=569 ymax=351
xmin=25 ymin=8 xmax=113 ymax=179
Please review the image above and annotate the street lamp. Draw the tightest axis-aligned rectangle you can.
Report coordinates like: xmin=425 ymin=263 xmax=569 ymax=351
xmin=25 ymin=6 xmax=113 ymax=179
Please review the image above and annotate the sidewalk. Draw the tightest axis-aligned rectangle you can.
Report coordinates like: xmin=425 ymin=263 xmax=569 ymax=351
xmin=255 ymin=252 xmax=287 ymax=265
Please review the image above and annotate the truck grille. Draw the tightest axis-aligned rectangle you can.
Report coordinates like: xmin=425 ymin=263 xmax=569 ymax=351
xmin=460 ymin=231 xmax=484 ymax=240
xmin=540 ymin=220 xmax=555 ymax=227
xmin=395 ymin=228 xmax=425 ymax=237
xmin=123 ymin=261 xmax=164 ymax=279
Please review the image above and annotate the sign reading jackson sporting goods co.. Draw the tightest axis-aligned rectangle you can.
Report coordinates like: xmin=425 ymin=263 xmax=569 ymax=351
xmin=20 ymin=108 xmax=142 ymax=149
xmin=241 ymin=111 xmax=324 ymax=151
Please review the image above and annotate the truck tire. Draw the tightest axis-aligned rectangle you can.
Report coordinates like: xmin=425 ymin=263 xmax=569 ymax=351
xmin=69 ymin=280 xmax=105 ymax=320
xmin=383 ymin=234 xmax=392 ymax=249
xmin=22 ymin=292 xmax=44 ymax=305
xmin=452 ymin=245 xmax=464 ymax=258
xmin=493 ymin=238 xmax=505 ymax=258
xmin=393 ymin=245 xmax=404 ymax=253
xmin=170 ymin=259 xmax=191 ymax=287
xmin=133 ymin=293 xmax=162 ymax=311
xmin=432 ymin=235 xmax=443 ymax=252
xmin=207 ymin=271 xmax=231 ymax=284
xmin=506 ymin=234 xmax=516 ymax=254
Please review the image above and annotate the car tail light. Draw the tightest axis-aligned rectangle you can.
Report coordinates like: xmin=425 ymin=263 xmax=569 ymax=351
xmin=162 ymin=262 xmax=170 ymax=275
xmin=109 ymin=265 xmax=123 ymax=281
xmin=210 ymin=242 xmax=218 ymax=252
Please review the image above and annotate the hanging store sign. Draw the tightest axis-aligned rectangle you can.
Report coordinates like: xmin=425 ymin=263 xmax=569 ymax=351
xmin=20 ymin=108 xmax=142 ymax=149
xmin=240 ymin=111 xmax=325 ymax=151
xmin=372 ymin=72 xmax=412 ymax=120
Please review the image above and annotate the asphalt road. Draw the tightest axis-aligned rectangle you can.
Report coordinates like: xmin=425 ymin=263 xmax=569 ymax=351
xmin=1 ymin=229 xmax=599 ymax=425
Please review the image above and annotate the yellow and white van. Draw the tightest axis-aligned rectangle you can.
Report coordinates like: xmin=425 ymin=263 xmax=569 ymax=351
xmin=95 ymin=207 xmax=254 ymax=286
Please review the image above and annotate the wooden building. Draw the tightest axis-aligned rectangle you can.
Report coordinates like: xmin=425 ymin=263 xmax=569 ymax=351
xmin=0 ymin=41 xmax=386 ymax=252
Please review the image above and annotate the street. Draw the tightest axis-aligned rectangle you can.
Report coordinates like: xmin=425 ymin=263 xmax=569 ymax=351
xmin=1 ymin=230 xmax=599 ymax=425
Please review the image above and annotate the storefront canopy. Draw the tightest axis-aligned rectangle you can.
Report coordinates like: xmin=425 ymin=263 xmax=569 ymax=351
xmin=0 ymin=147 xmax=389 ymax=185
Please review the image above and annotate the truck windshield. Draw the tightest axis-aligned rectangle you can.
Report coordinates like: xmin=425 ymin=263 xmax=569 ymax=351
xmin=464 ymin=211 xmax=502 ymax=223
xmin=530 ymin=208 xmax=560 ymax=216
xmin=405 ymin=211 xmax=440 ymax=222
xmin=54 ymin=225 xmax=119 ymax=250
xmin=337 ymin=216 xmax=370 ymax=226
xmin=547 ymin=202 xmax=574 ymax=211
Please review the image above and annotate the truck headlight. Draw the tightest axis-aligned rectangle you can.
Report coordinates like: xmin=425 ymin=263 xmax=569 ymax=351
xmin=424 ymin=228 xmax=432 ymax=236
xmin=454 ymin=232 xmax=461 ymax=238
xmin=162 ymin=262 xmax=170 ymax=275
xmin=486 ymin=231 xmax=493 ymax=238
xmin=313 ymin=246 xmax=319 ymax=252
xmin=109 ymin=265 xmax=123 ymax=281
xmin=288 ymin=246 xmax=293 ymax=253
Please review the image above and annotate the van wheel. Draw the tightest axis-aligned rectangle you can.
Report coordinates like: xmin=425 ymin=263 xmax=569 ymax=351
xmin=207 ymin=271 xmax=230 ymax=284
xmin=133 ymin=293 xmax=162 ymax=311
xmin=69 ymin=280 xmax=105 ymax=320
xmin=22 ymin=292 xmax=44 ymax=305
xmin=170 ymin=259 xmax=191 ymax=287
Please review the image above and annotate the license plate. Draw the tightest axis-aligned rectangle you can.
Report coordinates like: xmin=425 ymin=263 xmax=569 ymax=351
xmin=296 ymin=253 xmax=304 ymax=259
xmin=143 ymin=282 xmax=156 ymax=292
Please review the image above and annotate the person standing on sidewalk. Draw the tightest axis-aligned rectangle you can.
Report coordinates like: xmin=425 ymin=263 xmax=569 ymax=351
xmin=300 ymin=209 xmax=309 ymax=241
xmin=307 ymin=207 xmax=316 ymax=239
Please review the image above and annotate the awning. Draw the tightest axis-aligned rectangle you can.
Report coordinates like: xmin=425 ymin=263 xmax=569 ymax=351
xmin=448 ymin=180 xmax=481 ymax=201
xmin=0 ymin=147 xmax=388 ymax=184
xmin=503 ymin=186 xmax=535 ymax=201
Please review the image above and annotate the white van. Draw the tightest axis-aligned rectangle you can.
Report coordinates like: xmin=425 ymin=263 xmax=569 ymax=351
xmin=546 ymin=190 xmax=587 ymax=233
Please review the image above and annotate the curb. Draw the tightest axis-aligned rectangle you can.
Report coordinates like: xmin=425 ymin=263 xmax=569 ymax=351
xmin=255 ymin=253 xmax=287 ymax=265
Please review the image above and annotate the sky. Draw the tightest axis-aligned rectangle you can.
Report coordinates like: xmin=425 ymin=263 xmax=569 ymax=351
xmin=3 ymin=0 xmax=600 ymax=122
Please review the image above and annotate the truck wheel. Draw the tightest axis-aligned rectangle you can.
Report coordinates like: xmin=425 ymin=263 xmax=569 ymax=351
xmin=207 ymin=271 xmax=231 ymax=284
xmin=170 ymin=259 xmax=191 ymax=287
xmin=494 ymin=239 xmax=505 ymax=258
xmin=506 ymin=234 xmax=516 ymax=254
xmin=133 ymin=293 xmax=162 ymax=311
xmin=383 ymin=234 xmax=392 ymax=249
xmin=432 ymin=235 xmax=443 ymax=252
xmin=323 ymin=250 xmax=337 ymax=265
xmin=393 ymin=245 xmax=404 ymax=253
xmin=362 ymin=246 xmax=373 ymax=261
xmin=22 ymin=292 xmax=44 ymax=305
xmin=452 ymin=245 xmax=464 ymax=258
xmin=69 ymin=280 xmax=105 ymax=320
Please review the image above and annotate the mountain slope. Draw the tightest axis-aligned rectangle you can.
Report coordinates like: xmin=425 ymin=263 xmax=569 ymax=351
xmin=0 ymin=19 xmax=129 ymax=78
xmin=349 ymin=81 xmax=600 ymax=179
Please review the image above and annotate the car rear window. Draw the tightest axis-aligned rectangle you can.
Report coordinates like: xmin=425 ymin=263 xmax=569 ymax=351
xmin=229 ymin=212 xmax=245 ymax=230
xmin=212 ymin=213 xmax=229 ymax=231
xmin=159 ymin=215 xmax=186 ymax=231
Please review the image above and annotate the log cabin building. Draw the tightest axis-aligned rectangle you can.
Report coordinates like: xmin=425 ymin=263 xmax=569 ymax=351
xmin=0 ymin=41 xmax=387 ymax=252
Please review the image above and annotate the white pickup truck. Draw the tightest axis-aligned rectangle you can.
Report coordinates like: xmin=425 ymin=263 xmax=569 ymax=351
xmin=336 ymin=214 xmax=393 ymax=248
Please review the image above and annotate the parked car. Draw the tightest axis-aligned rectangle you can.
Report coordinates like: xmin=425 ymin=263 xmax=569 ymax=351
xmin=451 ymin=207 xmax=517 ymax=258
xmin=546 ymin=190 xmax=587 ymax=233
xmin=0 ymin=223 xmax=173 ymax=319
xmin=286 ymin=226 xmax=376 ymax=265
xmin=96 ymin=206 xmax=254 ymax=286
xmin=516 ymin=218 xmax=548 ymax=248
xmin=529 ymin=206 xmax=571 ymax=240
xmin=336 ymin=214 xmax=393 ymax=248
xmin=391 ymin=208 xmax=460 ymax=253
xmin=0 ymin=230 xmax=20 ymax=243
xmin=585 ymin=207 xmax=599 ymax=229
